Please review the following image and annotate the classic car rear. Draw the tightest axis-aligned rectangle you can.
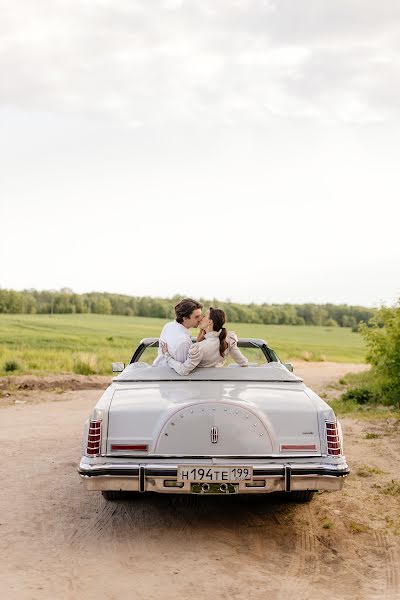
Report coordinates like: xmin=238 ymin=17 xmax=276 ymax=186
xmin=78 ymin=338 xmax=349 ymax=502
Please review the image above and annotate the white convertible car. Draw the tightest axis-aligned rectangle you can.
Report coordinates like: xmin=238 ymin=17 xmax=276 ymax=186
xmin=78 ymin=337 xmax=349 ymax=502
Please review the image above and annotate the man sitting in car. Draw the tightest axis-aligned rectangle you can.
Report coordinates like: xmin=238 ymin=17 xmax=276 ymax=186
xmin=153 ymin=298 xmax=203 ymax=367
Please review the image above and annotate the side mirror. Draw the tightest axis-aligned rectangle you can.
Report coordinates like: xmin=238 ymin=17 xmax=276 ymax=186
xmin=283 ymin=363 xmax=294 ymax=373
xmin=112 ymin=362 xmax=125 ymax=373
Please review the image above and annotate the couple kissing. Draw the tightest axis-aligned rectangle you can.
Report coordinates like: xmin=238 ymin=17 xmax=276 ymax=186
xmin=153 ymin=298 xmax=248 ymax=376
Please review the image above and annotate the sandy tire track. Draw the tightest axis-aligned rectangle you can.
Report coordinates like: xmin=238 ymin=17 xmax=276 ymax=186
xmin=277 ymin=504 xmax=323 ymax=600
xmin=371 ymin=531 xmax=400 ymax=599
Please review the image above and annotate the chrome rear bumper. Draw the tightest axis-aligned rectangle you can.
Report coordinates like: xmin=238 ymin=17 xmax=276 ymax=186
xmin=78 ymin=460 xmax=349 ymax=494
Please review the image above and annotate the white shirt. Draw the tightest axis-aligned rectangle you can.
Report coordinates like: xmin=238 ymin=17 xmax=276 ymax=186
xmin=165 ymin=330 xmax=248 ymax=375
xmin=153 ymin=320 xmax=193 ymax=367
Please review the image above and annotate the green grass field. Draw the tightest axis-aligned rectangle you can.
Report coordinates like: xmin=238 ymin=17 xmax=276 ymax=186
xmin=0 ymin=314 xmax=366 ymax=376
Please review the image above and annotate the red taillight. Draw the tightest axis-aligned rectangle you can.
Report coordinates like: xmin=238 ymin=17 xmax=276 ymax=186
xmin=325 ymin=420 xmax=341 ymax=456
xmin=86 ymin=420 xmax=102 ymax=456
xmin=280 ymin=444 xmax=317 ymax=451
xmin=111 ymin=444 xmax=148 ymax=452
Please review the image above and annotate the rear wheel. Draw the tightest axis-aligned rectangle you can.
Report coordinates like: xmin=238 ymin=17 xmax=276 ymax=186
xmin=287 ymin=490 xmax=315 ymax=503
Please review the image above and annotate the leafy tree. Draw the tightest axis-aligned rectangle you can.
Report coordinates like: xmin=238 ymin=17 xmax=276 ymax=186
xmin=151 ymin=300 xmax=169 ymax=319
xmin=91 ymin=296 xmax=112 ymax=315
xmin=137 ymin=297 xmax=152 ymax=317
xmin=359 ymin=300 xmax=400 ymax=405
xmin=325 ymin=318 xmax=338 ymax=327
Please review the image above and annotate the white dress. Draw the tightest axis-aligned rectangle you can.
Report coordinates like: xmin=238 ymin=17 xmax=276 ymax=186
xmin=165 ymin=330 xmax=248 ymax=376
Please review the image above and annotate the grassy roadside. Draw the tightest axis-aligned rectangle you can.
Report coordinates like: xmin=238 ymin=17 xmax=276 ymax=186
xmin=330 ymin=399 xmax=400 ymax=420
xmin=0 ymin=313 xmax=365 ymax=376
xmin=321 ymin=370 xmax=400 ymax=419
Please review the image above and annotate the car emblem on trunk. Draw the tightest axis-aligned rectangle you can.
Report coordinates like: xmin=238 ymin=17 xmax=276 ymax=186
xmin=210 ymin=427 xmax=218 ymax=444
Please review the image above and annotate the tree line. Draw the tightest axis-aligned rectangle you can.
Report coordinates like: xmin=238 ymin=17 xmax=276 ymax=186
xmin=0 ymin=288 xmax=375 ymax=328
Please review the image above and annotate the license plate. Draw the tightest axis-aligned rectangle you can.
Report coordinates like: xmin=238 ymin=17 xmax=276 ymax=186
xmin=177 ymin=466 xmax=253 ymax=483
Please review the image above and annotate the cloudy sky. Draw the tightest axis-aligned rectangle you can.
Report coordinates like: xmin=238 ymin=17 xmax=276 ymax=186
xmin=1 ymin=0 xmax=399 ymax=306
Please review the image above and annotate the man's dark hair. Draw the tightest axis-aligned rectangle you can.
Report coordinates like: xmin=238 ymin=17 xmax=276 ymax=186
xmin=175 ymin=298 xmax=203 ymax=324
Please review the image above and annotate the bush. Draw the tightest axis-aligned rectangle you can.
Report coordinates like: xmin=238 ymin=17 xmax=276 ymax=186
xmin=73 ymin=353 xmax=98 ymax=375
xmin=4 ymin=360 xmax=20 ymax=372
xmin=349 ymin=522 xmax=368 ymax=534
xmin=382 ymin=480 xmax=400 ymax=496
xmin=342 ymin=387 xmax=375 ymax=405
xmin=341 ymin=301 xmax=400 ymax=406
xmin=359 ymin=301 xmax=400 ymax=405
xmin=325 ymin=319 xmax=338 ymax=327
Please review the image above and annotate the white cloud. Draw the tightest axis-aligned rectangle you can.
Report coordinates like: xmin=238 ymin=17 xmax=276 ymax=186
xmin=1 ymin=2 xmax=400 ymax=306
xmin=0 ymin=0 xmax=399 ymax=124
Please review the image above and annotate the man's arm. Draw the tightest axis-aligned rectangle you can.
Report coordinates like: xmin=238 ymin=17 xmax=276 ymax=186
xmin=171 ymin=336 xmax=193 ymax=363
xmin=165 ymin=344 xmax=203 ymax=376
xmin=152 ymin=324 xmax=167 ymax=366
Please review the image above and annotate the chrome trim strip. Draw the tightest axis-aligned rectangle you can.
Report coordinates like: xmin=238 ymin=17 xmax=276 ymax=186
xmin=116 ymin=379 xmax=302 ymax=383
xmin=79 ymin=461 xmax=349 ymax=478
xmin=104 ymin=453 xmax=323 ymax=459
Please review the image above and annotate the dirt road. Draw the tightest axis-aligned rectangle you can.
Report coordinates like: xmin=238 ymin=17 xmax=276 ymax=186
xmin=1 ymin=363 xmax=399 ymax=600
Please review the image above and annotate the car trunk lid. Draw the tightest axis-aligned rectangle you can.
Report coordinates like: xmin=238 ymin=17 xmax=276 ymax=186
xmin=107 ymin=381 xmax=321 ymax=456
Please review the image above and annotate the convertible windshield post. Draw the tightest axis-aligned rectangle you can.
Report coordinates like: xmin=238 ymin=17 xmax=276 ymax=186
xmin=130 ymin=343 xmax=149 ymax=363
xmin=262 ymin=345 xmax=280 ymax=363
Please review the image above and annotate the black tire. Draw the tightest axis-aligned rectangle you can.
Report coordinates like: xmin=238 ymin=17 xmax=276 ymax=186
xmin=102 ymin=490 xmax=124 ymax=501
xmin=287 ymin=490 xmax=315 ymax=503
